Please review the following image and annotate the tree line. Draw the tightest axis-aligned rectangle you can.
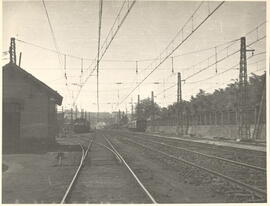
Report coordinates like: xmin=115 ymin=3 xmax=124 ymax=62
xmin=134 ymin=73 xmax=266 ymax=123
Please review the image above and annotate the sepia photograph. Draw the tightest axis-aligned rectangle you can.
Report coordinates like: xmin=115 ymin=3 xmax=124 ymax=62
xmin=2 ymin=0 xmax=267 ymax=204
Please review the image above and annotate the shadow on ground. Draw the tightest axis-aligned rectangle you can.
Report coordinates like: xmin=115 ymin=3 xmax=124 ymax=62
xmin=3 ymin=141 xmax=81 ymax=155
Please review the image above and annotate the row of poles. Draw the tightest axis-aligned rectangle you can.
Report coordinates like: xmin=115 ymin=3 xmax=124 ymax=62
xmin=135 ymin=36 xmax=263 ymax=140
xmin=8 ymin=35 xmax=262 ymax=140
xmin=136 ymin=72 xmax=183 ymax=134
xmin=61 ymin=106 xmax=91 ymax=123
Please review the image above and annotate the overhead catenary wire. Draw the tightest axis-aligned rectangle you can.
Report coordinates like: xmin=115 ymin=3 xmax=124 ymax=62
xmin=47 ymin=19 xmax=266 ymax=81
xmin=83 ymin=0 xmax=137 ymax=73
xmin=156 ymin=65 xmax=265 ymax=105
xmin=41 ymin=0 xmax=73 ymax=101
xmin=139 ymin=1 xmax=205 ymax=74
xmin=200 ymin=67 xmax=266 ymax=93
xmin=156 ymin=33 xmax=266 ymax=97
xmin=73 ymin=0 xmax=137 ymax=104
xmin=170 ymin=21 xmax=265 ymax=76
xmin=14 ymin=38 xmax=237 ymax=64
xmin=14 ymin=19 xmax=263 ymax=90
xmin=155 ymin=50 xmax=266 ymax=98
xmin=20 ymin=66 xmax=256 ymax=71
xmin=82 ymin=3 xmax=136 ymax=81
xmin=15 ymin=38 xmax=94 ymax=61
xmin=12 ymin=2 xmax=265 ymax=111
xmin=14 ymin=21 xmax=265 ymax=65
xmin=184 ymin=35 xmax=266 ymax=81
xmin=181 ymin=39 xmax=240 ymax=74
xmin=186 ymin=51 xmax=266 ymax=84
xmin=90 ymin=38 xmax=241 ymax=63
xmin=119 ymin=1 xmax=225 ymax=105
xmin=41 ymin=0 xmax=62 ymax=66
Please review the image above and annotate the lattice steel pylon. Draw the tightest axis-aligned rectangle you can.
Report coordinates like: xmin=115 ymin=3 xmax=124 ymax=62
xmin=238 ymin=37 xmax=251 ymax=140
xmin=9 ymin=37 xmax=16 ymax=64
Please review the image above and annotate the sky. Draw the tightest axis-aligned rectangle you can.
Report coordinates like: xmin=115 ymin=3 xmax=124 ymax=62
xmin=2 ymin=0 xmax=267 ymax=113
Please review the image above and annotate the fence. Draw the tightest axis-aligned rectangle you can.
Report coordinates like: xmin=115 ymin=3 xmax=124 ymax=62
xmin=150 ymin=107 xmax=266 ymax=127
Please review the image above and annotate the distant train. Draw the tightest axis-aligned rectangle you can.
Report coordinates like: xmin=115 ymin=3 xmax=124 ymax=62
xmin=73 ymin=118 xmax=90 ymax=133
xmin=127 ymin=119 xmax=147 ymax=132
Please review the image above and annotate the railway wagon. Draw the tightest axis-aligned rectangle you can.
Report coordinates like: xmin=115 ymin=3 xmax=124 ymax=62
xmin=73 ymin=118 xmax=90 ymax=133
xmin=128 ymin=119 xmax=147 ymax=132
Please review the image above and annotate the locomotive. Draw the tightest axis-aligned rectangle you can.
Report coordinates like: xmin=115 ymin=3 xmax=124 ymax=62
xmin=73 ymin=118 xmax=90 ymax=133
xmin=127 ymin=119 xmax=147 ymax=132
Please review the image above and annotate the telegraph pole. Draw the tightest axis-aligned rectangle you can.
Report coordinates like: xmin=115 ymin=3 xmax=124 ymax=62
xmin=131 ymin=97 xmax=134 ymax=120
xmin=71 ymin=108 xmax=73 ymax=123
xmin=75 ymin=106 xmax=78 ymax=119
xmin=177 ymin=72 xmax=183 ymax=135
xmin=88 ymin=112 xmax=91 ymax=126
xmin=137 ymin=94 xmax=140 ymax=120
xmin=238 ymin=37 xmax=254 ymax=140
xmin=81 ymin=109 xmax=84 ymax=119
xmin=96 ymin=0 xmax=103 ymax=124
xmin=116 ymin=82 xmax=122 ymax=111
xmin=151 ymin=91 xmax=154 ymax=132
xmin=118 ymin=109 xmax=121 ymax=127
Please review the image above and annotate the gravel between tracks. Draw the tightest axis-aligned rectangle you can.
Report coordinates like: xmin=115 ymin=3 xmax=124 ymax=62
xmin=108 ymin=134 xmax=229 ymax=203
xmin=112 ymin=134 xmax=266 ymax=203
xmin=120 ymin=131 xmax=266 ymax=168
xmin=121 ymin=135 xmax=266 ymax=191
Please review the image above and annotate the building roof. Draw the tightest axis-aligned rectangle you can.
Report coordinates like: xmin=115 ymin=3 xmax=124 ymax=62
xmin=3 ymin=63 xmax=63 ymax=105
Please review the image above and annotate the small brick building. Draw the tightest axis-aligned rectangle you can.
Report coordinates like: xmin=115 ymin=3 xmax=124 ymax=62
xmin=3 ymin=63 xmax=63 ymax=151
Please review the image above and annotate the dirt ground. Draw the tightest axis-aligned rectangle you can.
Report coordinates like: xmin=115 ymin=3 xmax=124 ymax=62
xmin=2 ymin=139 xmax=82 ymax=203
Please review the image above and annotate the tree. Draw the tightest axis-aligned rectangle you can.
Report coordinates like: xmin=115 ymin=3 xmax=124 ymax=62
xmin=135 ymin=98 xmax=160 ymax=120
xmin=119 ymin=112 xmax=128 ymax=125
xmin=150 ymin=73 xmax=266 ymax=124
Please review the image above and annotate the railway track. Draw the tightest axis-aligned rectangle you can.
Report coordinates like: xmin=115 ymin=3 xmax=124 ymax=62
xmin=103 ymin=135 xmax=157 ymax=203
xmin=112 ymin=132 xmax=266 ymax=202
xmin=60 ymin=132 xmax=157 ymax=203
xmin=115 ymin=130 xmax=266 ymax=168
xmin=60 ymin=135 xmax=95 ymax=203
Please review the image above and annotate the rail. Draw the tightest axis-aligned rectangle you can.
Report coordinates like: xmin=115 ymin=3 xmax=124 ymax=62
xmin=121 ymin=137 xmax=266 ymax=198
xmin=128 ymin=135 xmax=266 ymax=172
xmin=131 ymin=131 xmax=266 ymax=153
xmin=95 ymin=142 xmax=122 ymax=163
xmin=60 ymin=138 xmax=94 ymax=204
xmin=103 ymin=135 xmax=157 ymax=203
